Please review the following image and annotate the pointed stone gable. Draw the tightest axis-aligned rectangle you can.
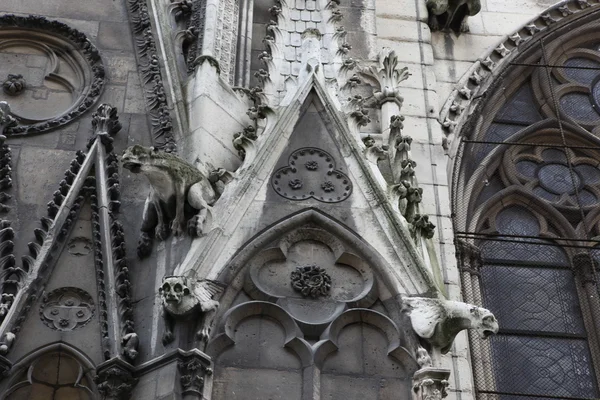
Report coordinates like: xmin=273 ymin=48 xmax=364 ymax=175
xmin=177 ymin=76 xmax=439 ymax=297
xmin=0 ymin=105 xmax=138 ymax=394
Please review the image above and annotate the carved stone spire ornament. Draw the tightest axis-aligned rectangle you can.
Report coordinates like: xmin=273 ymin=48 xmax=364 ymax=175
xmin=359 ymin=48 xmax=411 ymax=108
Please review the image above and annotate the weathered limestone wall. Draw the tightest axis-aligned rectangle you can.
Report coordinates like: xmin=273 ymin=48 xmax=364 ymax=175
xmin=0 ymin=0 xmax=155 ymax=370
xmin=373 ymin=0 xmax=557 ymax=398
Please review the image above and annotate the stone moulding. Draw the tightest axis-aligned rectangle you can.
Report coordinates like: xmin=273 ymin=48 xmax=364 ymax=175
xmin=0 ymin=14 xmax=105 ymax=136
xmin=439 ymin=0 xmax=600 ymax=154
xmin=126 ymin=0 xmax=177 ymax=152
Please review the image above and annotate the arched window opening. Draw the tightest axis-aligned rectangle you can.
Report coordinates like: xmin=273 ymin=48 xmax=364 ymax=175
xmin=3 ymin=349 xmax=96 ymax=400
xmin=453 ymin=12 xmax=600 ymax=400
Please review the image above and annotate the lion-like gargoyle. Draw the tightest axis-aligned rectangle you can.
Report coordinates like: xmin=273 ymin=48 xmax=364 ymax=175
xmin=159 ymin=276 xmax=225 ymax=346
xmin=122 ymin=145 xmax=231 ymax=258
xmin=403 ymin=297 xmax=498 ymax=354
xmin=426 ymin=0 xmax=481 ymax=33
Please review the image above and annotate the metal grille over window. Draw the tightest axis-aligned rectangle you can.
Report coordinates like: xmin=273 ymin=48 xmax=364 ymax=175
xmin=453 ymin=15 xmax=600 ymax=400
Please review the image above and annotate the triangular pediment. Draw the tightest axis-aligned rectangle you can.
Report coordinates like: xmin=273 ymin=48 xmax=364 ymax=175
xmin=0 ymin=105 xmax=138 ymax=370
xmin=178 ymin=75 xmax=440 ymax=297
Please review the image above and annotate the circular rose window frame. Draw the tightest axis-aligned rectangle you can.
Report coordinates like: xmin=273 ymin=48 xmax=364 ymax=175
xmin=0 ymin=14 xmax=105 ymax=135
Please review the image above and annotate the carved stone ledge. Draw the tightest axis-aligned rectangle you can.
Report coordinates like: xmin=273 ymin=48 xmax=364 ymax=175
xmin=413 ymin=367 xmax=450 ymax=400
xmin=95 ymin=358 xmax=137 ymax=400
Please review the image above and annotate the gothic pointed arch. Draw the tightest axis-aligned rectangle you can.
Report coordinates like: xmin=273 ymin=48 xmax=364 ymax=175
xmin=450 ymin=3 xmax=600 ymax=398
xmin=1 ymin=342 xmax=97 ymax=400
xmin=204 ymin=207 xmax=421 ymax=400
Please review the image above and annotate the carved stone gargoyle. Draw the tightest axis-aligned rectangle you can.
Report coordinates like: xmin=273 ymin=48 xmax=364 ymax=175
xmin=121 ymin=145 xmax=231 ymax=258
xmin=159 ymin=276 xmax=225 ymax=346
xmin=426 ymin=0 xmax=481 ymax=33
xmin=403 ymin=297 xmax=498 ymax=355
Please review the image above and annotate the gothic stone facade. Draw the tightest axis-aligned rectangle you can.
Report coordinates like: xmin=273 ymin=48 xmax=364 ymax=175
xmin=0 ymin=0 xmax=598 ymax=399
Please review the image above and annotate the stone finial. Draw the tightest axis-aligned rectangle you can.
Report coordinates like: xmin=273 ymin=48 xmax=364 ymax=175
xmin=402 ymin=297 xmax=499 ymax=354
xmin=359 ymin=48 xmax=410 ymax=107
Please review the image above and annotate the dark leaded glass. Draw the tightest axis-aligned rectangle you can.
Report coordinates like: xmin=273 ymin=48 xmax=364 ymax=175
xmin=564 ymin=58 xmax=600 ymax=86
xmin=481 ymin=239 xmax=568 ymax=265
xmin=560 ymin=92 xmax=600 ymax=121
xmin=538 ymin=163 xmax=580 ymax=194
xmin=489 ymin=335 xmax=597 ymax=398
xmin=495 ymin=206 xmax=540 ymax=236
xmin=481 ymin=265 xmax=585 ymax=334
xmin=495 ymin=84 xmax=543 ymax=124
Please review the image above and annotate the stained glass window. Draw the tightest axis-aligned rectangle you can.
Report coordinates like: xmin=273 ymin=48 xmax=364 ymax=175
xmin=453 ymin=13 xmax=600 ymax=400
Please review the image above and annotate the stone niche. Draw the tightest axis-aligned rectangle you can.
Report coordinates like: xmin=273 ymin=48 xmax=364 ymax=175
xmin=0 ymin=15 xmax=104 ymax=135
xmin=206 ymin=214 xmax=419 ymax=400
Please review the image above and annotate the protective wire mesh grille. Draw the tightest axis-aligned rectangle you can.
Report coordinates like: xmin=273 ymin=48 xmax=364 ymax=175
xmin=452 ymin=18 xmax=600 ymax=400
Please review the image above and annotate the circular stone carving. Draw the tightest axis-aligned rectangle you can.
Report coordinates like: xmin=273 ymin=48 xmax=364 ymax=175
xmin=39 ymin=287 xmax=95 ymax=331
xmin=271 ymin=148 xmax=352 ymax=203
xmin=291 ymin=265 xmax=332 ymax=298
xmin=0 ymin=15 xmax=105 ymax=135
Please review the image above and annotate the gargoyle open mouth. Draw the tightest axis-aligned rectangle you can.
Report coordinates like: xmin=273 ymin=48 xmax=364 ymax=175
xmin=122 ymin=161 xmax=142 ymax=173
xmin=481 ymin=329 xmax=495 ymax=339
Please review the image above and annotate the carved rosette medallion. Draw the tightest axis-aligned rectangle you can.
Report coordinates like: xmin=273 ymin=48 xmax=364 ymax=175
xmin=291 ymin=265 xmax=332 ymax=298
xmin=39 ymin=287 xmax=95 ymax=331
xmin=272 ymin=148 xmax=352 ymax=203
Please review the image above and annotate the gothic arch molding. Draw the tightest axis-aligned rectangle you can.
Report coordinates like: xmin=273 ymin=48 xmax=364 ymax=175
xmin=1 ymin=342 xmax=97 ymax=400
xmin=215 ymin=207 xmax=436 ymax=303
xmin=441 ymin=0 xmax=600 ymax=163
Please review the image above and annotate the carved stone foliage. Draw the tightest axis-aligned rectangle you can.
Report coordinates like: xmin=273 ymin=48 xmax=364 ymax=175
xmin=126 ymin=0 xmax=176 ymax=151
xmin=39 ymin=287 xmax=95 ymax=331
xmin=0 ymin=15 xmax=105 ymax=135
xmin=2 ymin=74 xmax=25 ymax=96
xmin=413 ymin=367 xmax=451 ymax=400
xmin=291 ymin=265 xmax=332 ymax=298
xmin=359 ymin=48 xmax=410 ymax=107
xmin=178 ymin=351 xmax=213 ymax=396
xmin=426 ymin=0 xmax=482 ymax=33
xmin=271 ymin=147 xmax=353 ymax=203
xmin=0 ymin=102 xmax=14 ymax=214
xmin=243 ymin=226 xmax=376 ymax=334
xmin=95 ymin=359 xmax=138 ymax=400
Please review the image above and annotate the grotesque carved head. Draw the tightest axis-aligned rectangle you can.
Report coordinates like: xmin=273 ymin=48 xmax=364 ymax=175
xmin=469 ymin=306 xmax=499 ymax=339
xmin=159 ymin=276 xmax=190 ymax=306
xmin=121 ymin=145 xmax=168 ymax=173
